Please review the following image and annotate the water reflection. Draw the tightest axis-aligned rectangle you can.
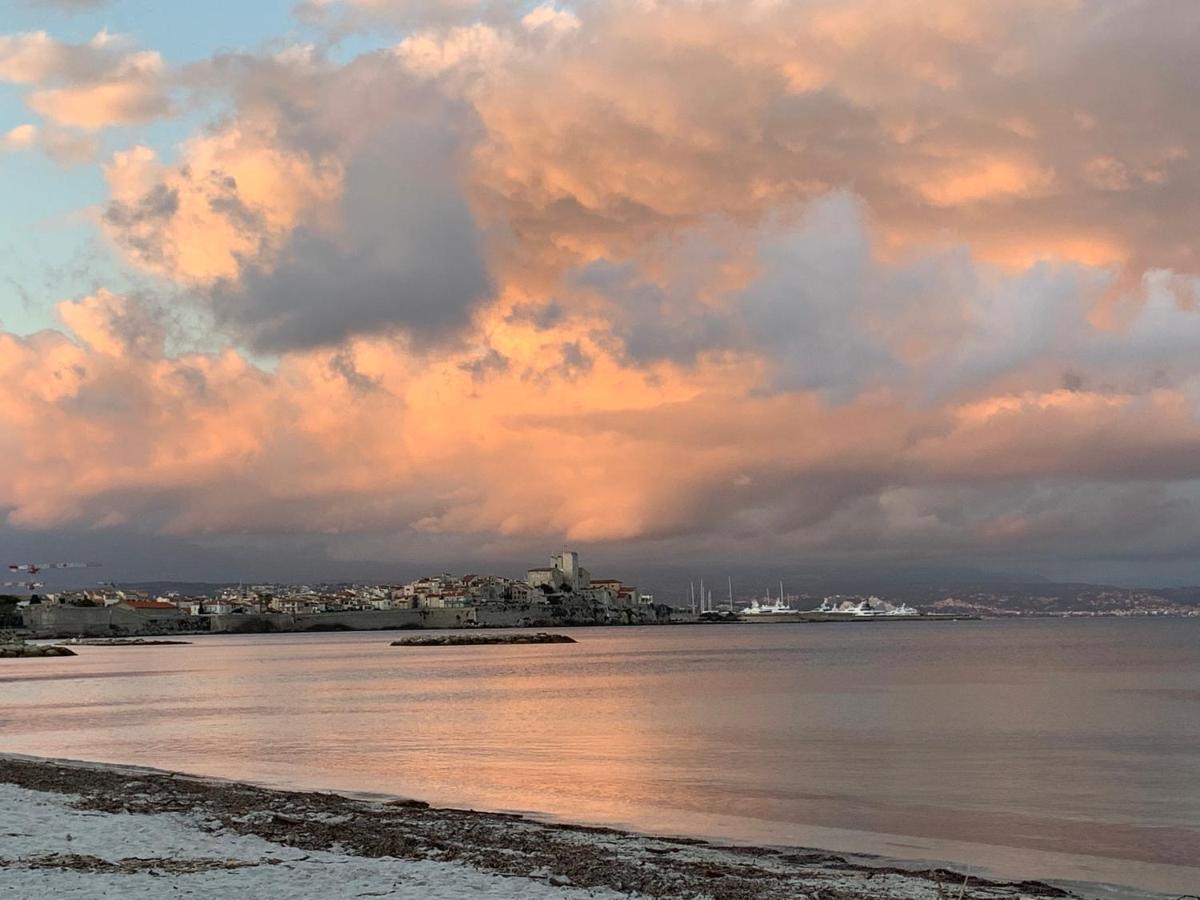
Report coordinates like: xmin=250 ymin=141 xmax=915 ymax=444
xmin=2 ymin=620 xmax=1198 ymax=895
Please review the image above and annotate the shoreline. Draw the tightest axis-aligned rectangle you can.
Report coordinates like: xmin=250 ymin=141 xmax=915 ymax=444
xmin=12 ymin=613 xmax=984 ymax=642
xmin=0 ymin=754 xmax=1084 ymax=900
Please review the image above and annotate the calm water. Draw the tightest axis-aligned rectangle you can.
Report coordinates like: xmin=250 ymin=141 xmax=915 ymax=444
xmin=2 ymin=619 xmax=1198 ymax=896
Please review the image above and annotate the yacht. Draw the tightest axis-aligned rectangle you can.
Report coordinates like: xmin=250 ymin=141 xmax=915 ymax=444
xmin=848 ymin=600 xmax=920 ymax=617
xmin=884 ymin=603 xmax=920 ymax=616
xmin=740 ymin=597 xmax=799 ymax=615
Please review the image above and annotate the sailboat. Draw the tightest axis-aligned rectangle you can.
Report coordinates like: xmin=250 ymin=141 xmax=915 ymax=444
xmin=739 ymin=581 xmax=798 ymax=615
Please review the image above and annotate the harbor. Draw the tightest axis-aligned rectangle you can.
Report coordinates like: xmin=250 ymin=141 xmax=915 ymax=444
xmin=687 ymin=578 xmax=981 ymax=624
xmin=735 ymin=610 xmax=979 ymax=623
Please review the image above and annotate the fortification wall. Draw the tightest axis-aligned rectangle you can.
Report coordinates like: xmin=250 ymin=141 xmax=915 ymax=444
xmin=210 ymin=607 xmax=475 ymax=633
xmin=22 ymin=605 xmax=188 ymax=637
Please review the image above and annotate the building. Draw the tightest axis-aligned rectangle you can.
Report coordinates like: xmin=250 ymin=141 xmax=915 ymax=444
xmin=527 ymin=550 xmax=592 ymax=593
xmin=526 ymin=566 xmax=564 ymax=591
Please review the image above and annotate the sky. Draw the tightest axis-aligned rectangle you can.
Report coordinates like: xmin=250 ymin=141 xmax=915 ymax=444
xmin=2 ymin=0 xmax=1200 ymax=588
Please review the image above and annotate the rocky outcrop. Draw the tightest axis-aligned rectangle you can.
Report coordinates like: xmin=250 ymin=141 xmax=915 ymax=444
xmin=73 ymin=639 xmax=192 ymax=646
xmin=391 ymin=632 xmax=576 ymax=647
xmin=0 ymin=643 xmax=76 ymax=658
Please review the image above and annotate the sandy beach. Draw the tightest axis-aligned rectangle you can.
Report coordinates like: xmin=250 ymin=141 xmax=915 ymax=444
xmin=0 ymin=754 xmax=1082 ymax=900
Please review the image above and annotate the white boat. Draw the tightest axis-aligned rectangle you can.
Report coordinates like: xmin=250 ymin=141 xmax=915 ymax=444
xmin=740 ymin=598 xmax=799 ymax=615
xmin=847 ymin=600 xmax=920 ymax=617
xmin=885 ymin=603 xmax=919 ymax=617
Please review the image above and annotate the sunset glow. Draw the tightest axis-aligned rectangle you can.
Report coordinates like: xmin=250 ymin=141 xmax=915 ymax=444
xmin=3 ymin=0 xmax=1200 ymax=582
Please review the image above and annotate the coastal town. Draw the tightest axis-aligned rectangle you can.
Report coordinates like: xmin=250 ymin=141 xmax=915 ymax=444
xmin=8 ymin=550 xmax=663 ymax=637
xmin=6 ymin=548 xmax=1199 ymax=640
xmin=4 ymin=548 xmax=1002 ymax=638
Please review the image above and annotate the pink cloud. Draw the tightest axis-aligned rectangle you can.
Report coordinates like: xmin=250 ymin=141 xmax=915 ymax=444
xmin=6 ymin=1 xmax=1200 ymax=573
xmin=0 ymin=30 xmax=171 ymax=129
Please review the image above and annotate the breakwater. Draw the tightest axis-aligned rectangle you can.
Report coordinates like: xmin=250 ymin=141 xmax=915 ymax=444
xmin=391 ymin=632 xmax=576 ymax=646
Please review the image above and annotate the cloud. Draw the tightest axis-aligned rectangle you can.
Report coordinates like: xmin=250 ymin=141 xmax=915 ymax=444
xmin=37 ymin=123 xmax=99 ymax=165
xmin=380 ymin=0 xmax=1200 ymax=311
xmin=102 ymin=138 xmax=342 ymax=284
xmin=520 ymin=4 xmax=579 ymax=35
xmin=28 ymin=55 xmax=169 ymax=129
xmin=295 ymin=0 xmax=522 ymax=33
xmin=0 ymin=123 xmax=38 ymax=151
xmin=209 ymin=109 xmax=492 ymax=352
xmin=0 ymin=121 xmax=97 ymax=164
xmin=96 ymin=1 xmax=1200 ymax=350
xmin=102 ymin=50 xmax=491 ymax=352
xmin=3 ymin=258 xmax=1200 ymax=575
xmin=0 ymin=30 xmax=171 ymax=128
xmin=7 ymin=0 xmax=1200 ymax=579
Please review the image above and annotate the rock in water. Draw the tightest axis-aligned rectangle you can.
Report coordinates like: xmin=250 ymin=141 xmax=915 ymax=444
xmin=0 ymin=643 xmax=77 ymax=658
xmin=391 ymin=632 xmax=576 ymax=647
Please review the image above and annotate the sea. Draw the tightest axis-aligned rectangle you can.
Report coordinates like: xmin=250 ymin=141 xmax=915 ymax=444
xmin=2 ymin=618 xmax=1198 ymax=897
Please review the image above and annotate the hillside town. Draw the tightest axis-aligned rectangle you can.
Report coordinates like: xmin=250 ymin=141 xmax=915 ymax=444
xmin=9 ymin=550 xmax=666 ymax=637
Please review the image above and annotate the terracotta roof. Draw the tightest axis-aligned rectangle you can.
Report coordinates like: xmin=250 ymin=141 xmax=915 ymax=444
xmin=125 ymin=600 xmax=178 ymax=610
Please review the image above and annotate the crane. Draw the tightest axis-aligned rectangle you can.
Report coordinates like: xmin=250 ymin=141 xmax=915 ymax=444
xmin=7 ymin=562 xmax=100 ymax=576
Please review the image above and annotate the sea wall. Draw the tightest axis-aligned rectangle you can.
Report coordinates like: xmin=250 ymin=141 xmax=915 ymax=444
xmin=21 ymin=605 xmax=192 ymax=638
xmin=209 ymin=607 xmax=474 ymax=633
xmin=475 ymin=601 xmax=668 ymax=627
xmin=23 ymin=602 xmax=671 ymax=638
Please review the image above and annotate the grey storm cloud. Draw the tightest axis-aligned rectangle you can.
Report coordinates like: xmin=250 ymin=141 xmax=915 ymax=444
xmin=569 ymin=190 xmax=1196 ymax=407
xmin=572 ymin=258 xmax=735 ymax=368
xmin=130 ymin=51 xmax=498 ymax=354
xmin=211 ymin=120 xmax=492 ymax=353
